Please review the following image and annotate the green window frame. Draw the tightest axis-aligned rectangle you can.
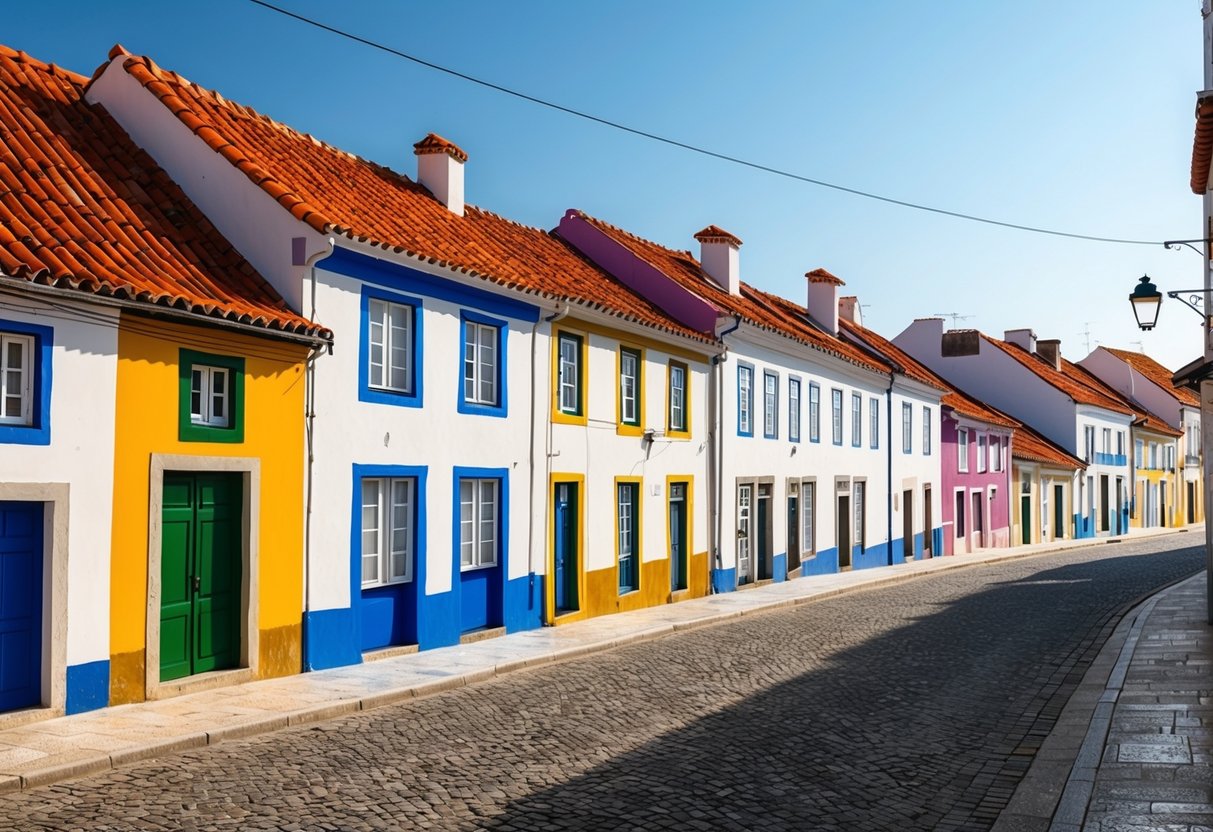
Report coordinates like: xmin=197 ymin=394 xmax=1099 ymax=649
xmin=178 ymin=348 xmax=245 ymax=443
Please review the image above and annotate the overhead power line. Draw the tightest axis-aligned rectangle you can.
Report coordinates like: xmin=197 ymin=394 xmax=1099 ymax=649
xmin=248 ymin=0 xmax=1168 ymax=248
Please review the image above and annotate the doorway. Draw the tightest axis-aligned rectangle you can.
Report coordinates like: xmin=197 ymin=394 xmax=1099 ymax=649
xmin=0 ymin=501 xmax=43 ymax=711
xmin=1021 ymin=492 xmax=1031 ymax=545
xmin=837 ymin=494 xmax=852 ymax=569
xmin=1160 ymin=483 xmax=1167 ymax=528
xmin=668 ymin=482 xmax=688 ymax=592
xmin=553 ymin=481 xmax=579 ymax=613
xmin=971 ymin=491 xmax=984 ymax=549
xmin=786 ymin=484 xmax=800 ymax=575
xmin=1189 ymin=482 xmax=1196 ymax=524
xmin=737 ymin=483 xmax=753 ymax=585
xmin=922 ymin=486 xmax=933 ymax=557
xmin=1053 ymin=485 xmax=1064 ymax=540
xmin=1099 ymin=475 xmax=1110 ymax=532
xmin=756 ymin=484 xmax=772 ymax=580
xmin=160 ymin=473 xmax=242 ymax=682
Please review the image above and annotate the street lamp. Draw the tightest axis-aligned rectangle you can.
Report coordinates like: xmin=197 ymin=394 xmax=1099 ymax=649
xmin=1129 ymin=275 xmax=1163 ymax=330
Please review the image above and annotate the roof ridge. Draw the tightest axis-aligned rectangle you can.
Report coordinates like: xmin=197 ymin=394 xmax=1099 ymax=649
xmin=0 ymin=43 xmax=89 ymax=85
xmin=576 ymin=209 xmax=696 ymax=260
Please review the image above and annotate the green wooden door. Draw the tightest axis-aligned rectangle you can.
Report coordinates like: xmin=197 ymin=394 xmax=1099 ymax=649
xmin=161 ymin=472 xmax=242 ymax=682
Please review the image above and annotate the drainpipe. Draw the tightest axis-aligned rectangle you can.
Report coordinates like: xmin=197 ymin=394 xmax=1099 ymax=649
xmin=535 ymin=301 xmax=569 ymax=624
xmin=711 ymin=315 xmax=743 ymax=593
xmin=300 ymin=238 xmax=333 ymax=670
xmin=886 ymin=371 xmax=895 ymax=566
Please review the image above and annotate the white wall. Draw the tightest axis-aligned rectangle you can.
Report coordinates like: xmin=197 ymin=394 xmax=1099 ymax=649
xmin=0 ymin=293 xmax=118 ymax=671
xmin=889 ymin=380 xmax=945 ymax=555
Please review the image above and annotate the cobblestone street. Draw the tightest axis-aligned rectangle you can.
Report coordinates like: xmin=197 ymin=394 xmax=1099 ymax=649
xmin=0 ymin=537 xmax=1203 ymax=832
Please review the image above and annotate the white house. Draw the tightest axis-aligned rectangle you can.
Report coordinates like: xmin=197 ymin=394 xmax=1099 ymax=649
xmin=895 ymin=321 xmax=1134 ymax=538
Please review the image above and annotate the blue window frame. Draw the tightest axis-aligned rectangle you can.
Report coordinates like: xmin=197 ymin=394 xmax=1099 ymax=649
xmin=809 ymin=382 xmax=820 ymax=443
xmin=359 ymin=286 xmax=423 ymax=408
xmin=831 ymin=388 xmax=843 ymax=446
xmin=851 ymin=393 xmax=862 ymax=448
xmin=458 ymin=311 xmax=508 ymax=418
xmin=0 ymin=319 xmax=52 ymax=446
xmin=869 ymin=397 xmax=880 ymax=449
xmin=788 ymin=377 xmax=801 ymax=443
xmin=737 ymin=363 xmax=754 ymax=437
xmin=763 ymin=371 xmax=778 ymax=439
xmin=452 ymin=466 xmax=509 ymax=576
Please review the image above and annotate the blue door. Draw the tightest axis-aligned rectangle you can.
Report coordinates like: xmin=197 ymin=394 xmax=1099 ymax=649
xmin=554 ymin=483 xmax=578 ymax=613
xmin=0 ymin=502 xmax=43 ymax=712
xmin=669 ymin=483 xmax=687 ymax=591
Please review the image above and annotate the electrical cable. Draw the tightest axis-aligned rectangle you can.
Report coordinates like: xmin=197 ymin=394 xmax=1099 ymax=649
xmin=248 ymin=0 xmax=1171 ymax=247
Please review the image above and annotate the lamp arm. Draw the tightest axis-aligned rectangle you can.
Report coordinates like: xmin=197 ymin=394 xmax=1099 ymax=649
xmin=1163 ymin=239 xmax=1212 ymax=256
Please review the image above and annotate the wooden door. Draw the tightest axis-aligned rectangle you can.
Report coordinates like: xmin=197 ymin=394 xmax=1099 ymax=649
xmin=0 ymin=502 xmax=42 ymax=711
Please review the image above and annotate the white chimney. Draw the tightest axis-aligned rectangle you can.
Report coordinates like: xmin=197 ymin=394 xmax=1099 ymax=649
xmin=806 ymin=268 xmax=845 ymax=335
xmin=413 ymin=133 xmax=466 ymax=216
xmin=839 ymin=295 xmax=862 ymax=327
xmin=694 ymin=226 xmax=742 ymax=296
xmin=1004 ymin=328 xmax=1036 ymax=353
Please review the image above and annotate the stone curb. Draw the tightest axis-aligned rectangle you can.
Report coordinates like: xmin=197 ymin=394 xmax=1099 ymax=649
xmin=2 ymin=526 xmax=1201 ymax=794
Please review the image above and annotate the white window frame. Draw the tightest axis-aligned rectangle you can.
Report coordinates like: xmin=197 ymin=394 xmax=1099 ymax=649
xmin=851 ymin=393 xmax=862 ymax=448
xmin=992 ymin=435 xmax=1003 ymax=472
xmin=870 ymin=397 xmax=879 ymax=449
xmin=763 ymin=371 xmax=778 ymax=438
xmin=832 ymin=388 xmax=843 ymax=445
xmin=190 ymin=365 xmax=231 ymax=428
xmin=854 ymin=480 xmax=866 ymax=550
xmin=788 ymin=378 xmax=801 ymax=442
xmin=958 ymin=427 xmax=969 ymax=472
xmin=668 ymin=362 xmax=687 ymax=433
xmin=463 ymin=321 xmax=499 ymax=406
xmin=360 ymin=477 xmax=414 ymax=588
xmin=368 ymin=298 xmax=413 ymax=393
xmin=620 ymin=348 xmax=641 ymax=426
xmin=557 ymin=333 xmax=582 ymax=415
xmin=0 ymin=332 xmax=34 ymax=425
xmin=901 ymin=402 xmax=912 ymax=454
xmin=977 ymin=433 xmax=988 ymax=473
xmin=1084 ymin=425 xmax=1095 ymax=462
xmin=809 ymin=382 xmax=820 ymax=442
xmin=801 ymin=478 xmax=816 ymax=558
xmin=617 ymin=482 xmax=638 ymax=579
xmin=459 ymin=478 xmax=499 ymax=570
xmin=922 ymin=406 xmax=931 ymax=456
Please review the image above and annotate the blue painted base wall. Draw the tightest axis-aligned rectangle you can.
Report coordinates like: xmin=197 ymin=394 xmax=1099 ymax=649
xmin=854 ymin=542 xmax=891 ymax=570
xmin=772 ymin=552 xmax=787 ymax=583
xmin=65 ymin=660 xmax=108 ymax=714
xmin=1074 ymin=513 xmax=1094 ymax=539
xmin=802 ymin=547 xmax=839 ymax=575
xmin=711 ymin=567 xmax=737 ymax=593
xmin=303 ymin=607 xmax=360 ymax=671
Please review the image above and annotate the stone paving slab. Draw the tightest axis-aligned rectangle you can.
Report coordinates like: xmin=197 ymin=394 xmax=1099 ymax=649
xmin=0 ymin=524 xmax=1198 ymax=794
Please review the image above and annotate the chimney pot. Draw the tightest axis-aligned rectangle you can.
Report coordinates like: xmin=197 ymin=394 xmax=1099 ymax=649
xmin=806 ymin=268 xmax=845 ymax=335
xmin=1036 ymin=339 xmax=1062 ymax=371
xmin=694 ymin=225 xmax=741 ymax=295
xmin=414 ymin=133 xmax=466 ymax=216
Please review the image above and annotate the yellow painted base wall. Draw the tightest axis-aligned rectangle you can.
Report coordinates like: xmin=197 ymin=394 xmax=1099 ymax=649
xmin=569 ymin=551 xmax=710 ymax=623
xmin=109 ymin=315 xmax=309 ymax=704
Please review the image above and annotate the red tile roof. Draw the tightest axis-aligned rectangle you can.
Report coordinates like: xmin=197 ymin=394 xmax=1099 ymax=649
xmin=693 ymin=225 xmax=742 ymax=247
xmin=413 ymin=132 xmax=467 ymax=163
xmin=1104 ymin=347 xmax=1200 ymax=407
xmin=1067 ymin=361 xmax=1182 ymax=437
xmin=806 ymin=268 xmax=845 ymax=286
xmin=1191 ymin=94 xmax=1213 ymax=194
xmin=982 ymin=336 xmax=1134 ymax=415
xmin=838 ymin=319 xmax=949 ymax=393
xmin=570 ymin=211 xmax=891 ymax=373
xmin=0 ymin=45 xmax=324 ymax=338
xmin=1013 ymin=423 xmax=1085 ymax=470
xmin=107 ymin=50 xmax=709 ymax=344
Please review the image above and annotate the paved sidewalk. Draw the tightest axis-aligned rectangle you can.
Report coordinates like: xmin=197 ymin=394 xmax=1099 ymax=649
xmin=0 ymin=525 xmax=1200 ymax=795
xmin=994 ymin=565 xmax=1211 ymax=832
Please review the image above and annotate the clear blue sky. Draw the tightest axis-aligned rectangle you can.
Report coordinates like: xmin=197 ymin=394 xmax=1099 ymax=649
xmin=8 ymin=1 xmax=1205 ymax=369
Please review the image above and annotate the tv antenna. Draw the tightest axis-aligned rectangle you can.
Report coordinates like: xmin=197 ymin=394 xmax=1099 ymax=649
xmin=933 ymin=312 xmax=973 ymax=329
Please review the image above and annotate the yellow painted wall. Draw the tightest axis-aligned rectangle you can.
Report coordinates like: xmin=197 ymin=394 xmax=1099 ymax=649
xmin=109 ymin=314 xmax=309 ymax=704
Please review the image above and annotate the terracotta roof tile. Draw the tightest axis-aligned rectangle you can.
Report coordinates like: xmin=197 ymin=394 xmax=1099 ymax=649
xmin=982 ymin=335 xmax=1133 ymax=415
xmin=0 ymin=44 xmax=324 ymax=338
xmin=1191 ymin=94 xmax=1213 ymax=194
xmin=692 ymin=225 xmax=742 ymax=247
xmin=570 ymin=211 xmax=890 ymax=373
xmin=838 ymin=319 xmax=948 ymax=393
xmin=806 ymin=267 xmax=845 ymax=286
xmin=1013 ymin=423 xmax=1085 ymax=469
xmin=1103 ymin=347 xmax=1200 ymax=407
xmin=412 ymin=132 xmax=467 ymax=163
xmin=1066 ymin=360 xmax=1182 ymax=437
xmin=110 ymin=52 xmax=708 ymax=343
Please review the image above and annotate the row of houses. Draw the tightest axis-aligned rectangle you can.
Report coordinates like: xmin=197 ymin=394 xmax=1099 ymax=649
xmin=0 ymin=43 xmax=1202 ymax=719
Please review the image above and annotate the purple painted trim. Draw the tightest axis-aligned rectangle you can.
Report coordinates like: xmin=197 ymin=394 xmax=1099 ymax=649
xmin=558 ymin=210 xmax=721 ymax=334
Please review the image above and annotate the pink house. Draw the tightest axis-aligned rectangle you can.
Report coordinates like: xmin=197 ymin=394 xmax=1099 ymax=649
xmin=939 ymin=391 xmax=1016 ymax=554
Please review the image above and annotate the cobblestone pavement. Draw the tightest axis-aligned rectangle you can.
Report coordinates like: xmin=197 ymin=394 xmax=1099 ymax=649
xmin=0 ymin=537 xmax=1202 ymax=832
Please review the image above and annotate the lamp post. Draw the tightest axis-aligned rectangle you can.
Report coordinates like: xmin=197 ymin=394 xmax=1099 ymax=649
xmin=1131 ymin=274 xmax=1213 ymax=624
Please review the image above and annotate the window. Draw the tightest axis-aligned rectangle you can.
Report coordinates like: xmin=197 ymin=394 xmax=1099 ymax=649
xmin=922 ymin=406 xmax=931 ymax=455
xmin=738 ymin=364 xmax=754 ymax=436
xmin=1116 ymin=431 xmax=1125 ymax=458
xmin=854 ymin=480 xmax=866 ymax=552
xmin=0 ymin=332 xmax=33 ymax=426
xmin=460 ymin=314 xmax=504 ymax=414
xmin=668 ymin=361 xmax=688 ymax=436
xmin=1150 ymin=442 xmax=1159 ymax=470
xmin=1135 ymin=438 xmax=1144 ymax=467
xmin=831 ymin=389 xmax=843 ymax=445
xmin=459 ymin=478 xmax=499 ymax=569
xmin=619 ymin=348 xmax=641 ymax=428
xmin=368 ymin=298 xmax=413 ymax=393
xmin=955 ymin=490 xmax=966 ymax=536
xmin=977 ymin=433 xmax=988 ymax=473
xmin=1101 ymin=428 xmax=1112 ymax=454
xmin=801 ymin=479 xmax=815 ymax=557
xmin=179 ymin=350 xmax=244 ymax=443
xmin=992 ymin=436 xmax=1003 ymax=471
xmin=360 ymin=477 xmax=414 ymax=587
xmin=788 ymin=378 xmax=801 ymax=442
xmin=617 ymin=481 xmax=640 ymax=594
xmin=190 ymin=365 xmax=230 ymax=427
xmin=763 ymin=371 xmax=778 ymax=438
xmin=870 ymin=397 xmax=880 ymax=449
xmin=1084 ymin=425 xmax=1095 ymax=462
xmin=851 ymin=393 xmax=862 ymax=448
xmin=901 ymin=402 xmax=912 ymax=454
xmin=556 ymin=332 xmax=584 ymax=418
xmin=958 ymin=427 xmax=969 ymax=472
xmin=809 ymin=382 xmax=821 ymax=442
